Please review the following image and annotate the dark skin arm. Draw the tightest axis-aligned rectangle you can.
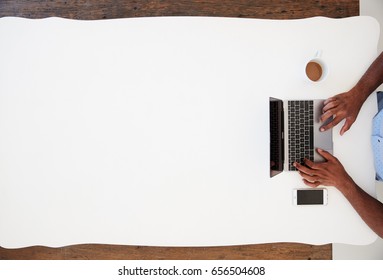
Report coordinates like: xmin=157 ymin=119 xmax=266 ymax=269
xmin=320 ymin=52 xmax=383 ymax=135
xmin=294 ymin=149 xmax=383 ymax=238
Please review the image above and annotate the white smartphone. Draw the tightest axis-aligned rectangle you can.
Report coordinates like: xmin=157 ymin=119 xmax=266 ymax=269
xmin=293 ymin=188 xmax=328 ymax=205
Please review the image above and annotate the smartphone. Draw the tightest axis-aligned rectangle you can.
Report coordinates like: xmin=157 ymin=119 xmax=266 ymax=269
xmin=293 ymin=188 xmax=328 ymax=205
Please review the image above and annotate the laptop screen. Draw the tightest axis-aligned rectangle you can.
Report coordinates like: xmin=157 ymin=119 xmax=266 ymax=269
xmin=269 ymin=97 xmax=284 ymax=178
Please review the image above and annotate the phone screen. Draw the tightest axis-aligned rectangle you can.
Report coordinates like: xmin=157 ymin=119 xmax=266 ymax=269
xmin=297 ymin=189 xmax=324 ymax=205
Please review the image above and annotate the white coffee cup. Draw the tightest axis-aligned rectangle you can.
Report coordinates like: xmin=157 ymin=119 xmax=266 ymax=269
xmin=305 ymin=51 xmax=328 ymax=82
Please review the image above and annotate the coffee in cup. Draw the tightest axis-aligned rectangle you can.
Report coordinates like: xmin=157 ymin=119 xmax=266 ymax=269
xmin=305 ymin=57 xmax=327 ymax=82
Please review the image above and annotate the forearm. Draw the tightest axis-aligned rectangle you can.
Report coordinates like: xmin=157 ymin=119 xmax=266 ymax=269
xmin=338 ymin=180 xmax=383 ymax=238
xmin=352 ymin=52 xmax=383 ymax=102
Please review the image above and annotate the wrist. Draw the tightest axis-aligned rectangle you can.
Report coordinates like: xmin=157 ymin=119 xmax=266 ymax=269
xmin=337 ymin=177 xmax=358 ymax=197
xmin=351 ymin=84 xmax=371 ymax=104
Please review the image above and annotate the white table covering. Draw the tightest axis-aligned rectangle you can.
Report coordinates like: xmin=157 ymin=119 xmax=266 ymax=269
xmin=0 ymin=16 xmax=379 ymax=248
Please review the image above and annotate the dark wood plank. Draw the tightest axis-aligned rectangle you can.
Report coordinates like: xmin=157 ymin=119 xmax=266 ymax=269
xmin=0 ymin=0 xmax=359 ymax=260
xmin=0 ymin=243 xmax=332 ymax=260
xmin=0 ymin=0 xmax=358 ymax=20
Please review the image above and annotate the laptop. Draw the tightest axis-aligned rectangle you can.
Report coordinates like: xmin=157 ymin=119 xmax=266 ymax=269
xmin=269 ymin=97 xmax=333 ymax=178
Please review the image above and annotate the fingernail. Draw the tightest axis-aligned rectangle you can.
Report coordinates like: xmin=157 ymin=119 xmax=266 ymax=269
xmin=317 ymin=148 xmax=323 ymax=152
xmin=320 ymin=127 xmax=325 ymax=132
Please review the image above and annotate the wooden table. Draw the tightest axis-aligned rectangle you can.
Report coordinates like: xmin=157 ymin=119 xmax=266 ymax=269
xmin=0 ymin=0 xmax=358 ymax=260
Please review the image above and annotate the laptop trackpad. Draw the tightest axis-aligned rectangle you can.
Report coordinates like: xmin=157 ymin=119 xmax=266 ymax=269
xmin=314 ymin=127 xmax=333 ymax=162
xmin=313 ymin=103 xmax=333 ymax=162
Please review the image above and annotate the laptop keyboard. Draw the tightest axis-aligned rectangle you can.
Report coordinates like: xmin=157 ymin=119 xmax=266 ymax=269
xmin=288 ymin=100 xmax=314 ymax=171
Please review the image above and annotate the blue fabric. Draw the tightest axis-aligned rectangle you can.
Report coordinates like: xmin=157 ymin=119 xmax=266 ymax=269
xmin=372 ymin=91 xmax=383 ymax=181
xmin=378 ymin=91 xmax=383 ymax=111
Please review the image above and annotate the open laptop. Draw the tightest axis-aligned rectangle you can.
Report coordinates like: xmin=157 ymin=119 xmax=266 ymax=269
xmin=269 ymin=97 xmax=333 ymax=178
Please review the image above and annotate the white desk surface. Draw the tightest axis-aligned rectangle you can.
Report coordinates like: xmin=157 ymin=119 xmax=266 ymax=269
xmin=0 ymin=16 xmax=380 ymax=248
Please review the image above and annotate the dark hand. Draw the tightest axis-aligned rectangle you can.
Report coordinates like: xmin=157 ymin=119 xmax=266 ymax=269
xmin=320 ymin=89 xmax=365 ymax=135
xmin=293 ymin=148 xmax=354 ymax=191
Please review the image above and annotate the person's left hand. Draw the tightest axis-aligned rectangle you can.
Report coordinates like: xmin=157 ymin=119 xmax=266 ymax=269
xmin=293 ymin=148 xmax=354 ymax=192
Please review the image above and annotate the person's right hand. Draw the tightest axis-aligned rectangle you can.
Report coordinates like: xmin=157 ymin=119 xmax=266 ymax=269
xmin=320 ymin=88 xmax=365 ymax=135
xmin=293 ymin=148 xmax=355 ymax=192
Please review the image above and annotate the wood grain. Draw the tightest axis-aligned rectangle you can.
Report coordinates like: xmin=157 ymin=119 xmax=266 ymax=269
xmin=0 ymin=0 xmax=359 ymax=260
xmin=0 ymin=243 xmax=332 ymax=260
xmin=0 ymin=0 xmax=358 ymax=20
